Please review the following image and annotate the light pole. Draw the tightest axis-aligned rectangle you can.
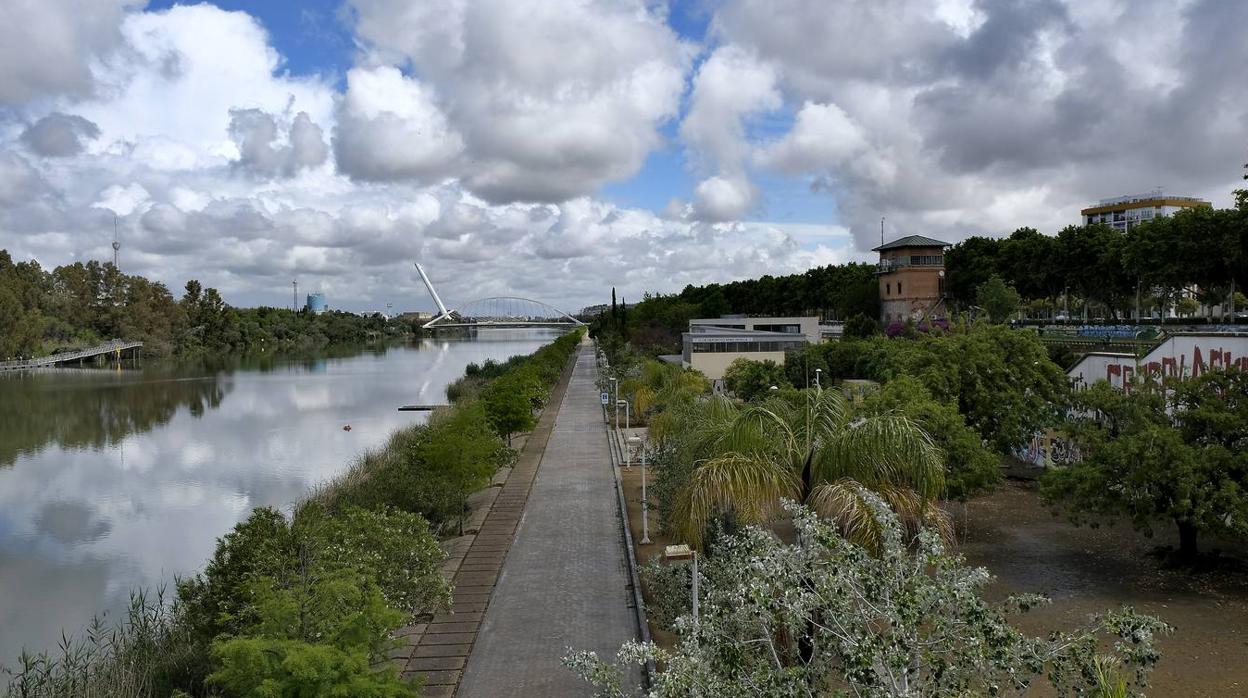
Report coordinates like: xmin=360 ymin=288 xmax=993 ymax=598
xmin=628 ymin=435 xmax=651 ymax=544
xmin=814 ymin=368 xmax=822 ymax=390
xmin=691 ymin=550 xmax=699 ymax=633
xmin=616 ymin=399 xmax=631 ymax=468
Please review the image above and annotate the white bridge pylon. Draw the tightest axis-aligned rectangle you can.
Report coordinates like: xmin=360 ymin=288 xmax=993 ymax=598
xmin=414 ymin=263 xmax=585 ymax=330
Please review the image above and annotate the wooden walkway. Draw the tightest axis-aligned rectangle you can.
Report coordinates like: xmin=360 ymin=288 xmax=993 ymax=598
xmin=0 ymin=340 xmax=143 ymax=371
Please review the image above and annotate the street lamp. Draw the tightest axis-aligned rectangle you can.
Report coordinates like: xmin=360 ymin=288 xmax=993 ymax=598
xmin=616 ymin=399 xmax=631 ymax=467
xmin=768 ymin=385 xmax=779 ymax=391
xmin=814 ymin=368 xmax=822 ymax=390
xmin=628 ymin=435 xmax=651 ymax=544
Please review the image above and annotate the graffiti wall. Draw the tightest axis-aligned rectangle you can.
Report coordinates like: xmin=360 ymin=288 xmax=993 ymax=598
xmin=1013 ymin=428 xmax=1082 ymax=469
xmin=1068 ymin=334 xmax=1248 ymax=391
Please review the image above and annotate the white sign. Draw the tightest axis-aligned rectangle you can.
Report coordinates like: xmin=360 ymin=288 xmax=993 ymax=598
xmin=600 ymin=392 xmax=610 ymax=405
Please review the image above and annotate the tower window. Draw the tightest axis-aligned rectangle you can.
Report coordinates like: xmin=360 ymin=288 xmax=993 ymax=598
xmin=886 ymin=283 xmax=891 ymax=295
xmin=897 ymin=281 xmax=902 ymax=295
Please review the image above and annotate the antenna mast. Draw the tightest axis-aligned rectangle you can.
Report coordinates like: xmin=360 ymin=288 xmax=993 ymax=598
xmin=293 ymin=280 xmax=298 ymax=311
xmin=112 ymin=215 xmax=121 ymax=269
xmin=880 ymin=217 xmax=885 ymax=247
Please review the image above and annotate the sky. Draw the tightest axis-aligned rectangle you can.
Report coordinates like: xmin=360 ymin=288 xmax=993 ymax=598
xmin=1 ymin=0 xmax=1245 ymax=314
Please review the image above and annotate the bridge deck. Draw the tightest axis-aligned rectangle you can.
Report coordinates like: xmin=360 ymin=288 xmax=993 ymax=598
xmin=0 ymin=341 xmax=143 ymax=372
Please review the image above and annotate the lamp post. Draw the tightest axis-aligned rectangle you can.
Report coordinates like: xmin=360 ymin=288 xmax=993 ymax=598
xmin=616 ymin=399 xmax=631 ymax=468
xmin=814 ymin=368 xmax=822 ymax=390
xmin=628 ymin=435 xmax=651 ymax=544
xmin=691 ymin=550 xmax=699 ymax=632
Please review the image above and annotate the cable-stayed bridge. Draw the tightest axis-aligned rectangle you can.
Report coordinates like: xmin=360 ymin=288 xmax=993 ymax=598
xmin=415 ymin=263 xmax=585 ymax=331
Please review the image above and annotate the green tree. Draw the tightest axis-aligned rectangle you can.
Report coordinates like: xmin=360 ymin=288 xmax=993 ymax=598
xmin=1175 ymin=296 xmax=1200 ymax=317
xmin=721 ymin=358 xmax=787 ymax=402
xmin=842 ymin=312 xmax=878 ymax=339
xmin=207 ymin=568 xmax=414 ymax=697
xmin=661 ymin=389 xmax=945 ymax=550
xmin=566 ymin=496 xmax=1169 ymax=697
xmin=1042 ymin=371 xmax=1248 ymax=560
xmin=975 ymin=274 xmax=1021 ymax=323
xmin=860 ymin=376 xmax=1000 ymax=499
xmin=944 ymin=235 xmax=1002 ymax=307
xmin=482 ymin=372 xmax=539 ymax=445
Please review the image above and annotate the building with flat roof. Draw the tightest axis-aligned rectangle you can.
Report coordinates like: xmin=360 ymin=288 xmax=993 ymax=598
xmin=1080 ymin=191 xmax=1210 ymax=231
xmin=305 ymin=292 xmax=327 ymax=314
xmin=681 ymin=316 xmax=818 ymax=380
xmin=873 ymin=235 xmax=950 ymax=325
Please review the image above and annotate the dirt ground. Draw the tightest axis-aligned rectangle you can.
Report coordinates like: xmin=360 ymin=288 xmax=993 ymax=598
xmin=622 ymin=468 xmax=1248 ymax=695
xmin=956 ymin=480 xmax=1248 ymax=697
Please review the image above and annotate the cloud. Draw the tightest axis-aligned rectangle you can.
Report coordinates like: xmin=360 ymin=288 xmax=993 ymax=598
xmin=0 ymin=153 xmax=51 ymax=206
xmin=696 ymin=0 xmax=1248 ymax=251
xmin=681 ymin=46 xmax=781 ymax=175
xmin=21 ymin=113 xmax=102 ymax=157
xmin=692 ymin=175 xmax=756 ymax=222
xmin=756 ymin=102 xmax=868 ymax=173
xmin=0 ymin=0 xmax=140 ymax=104
xmin=343 ymin=0 xmax=689 ymax=203
xmin=332 ymin=66 xmax=464 ymax=183
xmin=228 ymin=109 xmax=328 ymax=178
xmin=8 ymin=0 xmax=1244 ymax=320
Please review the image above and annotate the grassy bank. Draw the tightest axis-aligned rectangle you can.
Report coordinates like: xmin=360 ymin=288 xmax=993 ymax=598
xmin=2 ymin=330 xmax=583 ymax=698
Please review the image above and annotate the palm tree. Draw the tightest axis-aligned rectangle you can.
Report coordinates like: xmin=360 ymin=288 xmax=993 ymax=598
xmin=621 ymin=361 xmax=710 ymax=433
xmin=666 ymin=387 xmax=947 ymax=550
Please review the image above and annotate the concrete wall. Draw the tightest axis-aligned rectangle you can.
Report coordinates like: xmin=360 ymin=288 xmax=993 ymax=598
xmin=879 ymin=267 xmax=943 ymax=323
xmin=688 ymin=350 xmax=789 ymax=381
xmin=1068 ymin=334 xmax=1248 ymax=390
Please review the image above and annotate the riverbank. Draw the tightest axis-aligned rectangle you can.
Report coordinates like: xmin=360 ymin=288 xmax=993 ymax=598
xmin=2 ymin=330 xmax=584 ymax=697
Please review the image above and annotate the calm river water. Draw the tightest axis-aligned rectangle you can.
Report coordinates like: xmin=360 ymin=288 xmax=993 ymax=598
xmin=0 ymin=330 xmax=560 ymax=666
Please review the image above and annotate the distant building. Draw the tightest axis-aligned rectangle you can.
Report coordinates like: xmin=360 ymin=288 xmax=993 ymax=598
xmin=1080 ymin=191 xmax=1210 ymax=231
xmin=873 ymin=235 xmax=950 ymax=325
xmin=306 ymin=293 xmax=327 ymax=314
xmin=398 ymin=310 xmax=434 ymax=322
xmin=681 ymin=316 xmax=818 ymax=380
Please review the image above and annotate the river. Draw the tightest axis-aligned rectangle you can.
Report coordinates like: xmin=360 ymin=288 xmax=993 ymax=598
xmin=0 ymin=329 xmax=561 ymax=667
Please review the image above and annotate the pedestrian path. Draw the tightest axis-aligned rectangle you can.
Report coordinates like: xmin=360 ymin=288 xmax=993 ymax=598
xmin=456 ymin=346 xmax=640 ymax=697
xmin=393 ymin=353 xmax=576 ymax=697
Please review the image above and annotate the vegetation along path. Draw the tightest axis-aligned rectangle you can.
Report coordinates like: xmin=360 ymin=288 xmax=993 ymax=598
xmin=455 ymin=343 xmax=641 ymax=697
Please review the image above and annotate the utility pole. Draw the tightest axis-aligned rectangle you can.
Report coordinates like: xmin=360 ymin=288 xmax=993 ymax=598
xmin=112 ymin=215 xmax=121 ymax=269
xmin=292 ymin=280 xmax=298 ymax=311
xmin=880 ymin=217 xmax=885 ymax=248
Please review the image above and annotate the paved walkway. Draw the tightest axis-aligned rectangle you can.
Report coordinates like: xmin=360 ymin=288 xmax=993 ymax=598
xmin=457 ymin=346 xmax=640 ymax=697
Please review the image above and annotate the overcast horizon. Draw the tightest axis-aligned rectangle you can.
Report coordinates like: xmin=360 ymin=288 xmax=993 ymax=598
xmin=2 ymin=0 xmax=1245 ymax=313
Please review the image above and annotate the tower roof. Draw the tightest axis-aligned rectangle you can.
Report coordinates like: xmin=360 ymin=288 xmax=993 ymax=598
xmin=871 ymin=234 xmax=951 ymax=252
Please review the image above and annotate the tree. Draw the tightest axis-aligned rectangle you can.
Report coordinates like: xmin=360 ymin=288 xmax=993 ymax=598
xmin=944 ymin=235 xmax=1002 ymax=307
xmin=721 ymin=358 xmax=787 ymax=402
xmin=481 ymin=373 xmax=539 ymax=445
xmin=661 ymin=389 xmax=945 ymax=550
xmin=566 ymin=495 xmax=1169 ymax=697
xmin=1042 ymin=371 xmax=1248 ymax=560
xmin=975 ymin=274 xmax=1021 ymax=323
xmin=1175 ymin=296 xmax=1200 ymax=317
xmin=842 ymin=312 xmax=878 ymax=339
xmin=860 ymin=376 xmax=1000 ymax=499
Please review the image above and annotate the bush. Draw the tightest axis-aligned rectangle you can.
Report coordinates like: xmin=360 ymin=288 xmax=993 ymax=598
xmin=207 ymin=568 xmax=413 ymax=697
xmin=721 ymin=358 xmax=787 ymax=402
